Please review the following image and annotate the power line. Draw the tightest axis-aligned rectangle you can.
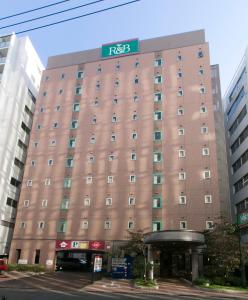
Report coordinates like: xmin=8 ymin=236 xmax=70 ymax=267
xmin=0 ymin=0 xmax=72 ymax=22
xmin=16 ymin=0 xmax=141 ymax=35
xmin=0 ymin=0 xmax=106 ymax=30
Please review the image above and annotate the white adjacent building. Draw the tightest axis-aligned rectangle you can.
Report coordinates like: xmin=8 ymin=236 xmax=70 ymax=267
xmin=224 ymin=47 xmax=248 ymax=243
xmin=0 ymin=33 xmax=43 ymax=255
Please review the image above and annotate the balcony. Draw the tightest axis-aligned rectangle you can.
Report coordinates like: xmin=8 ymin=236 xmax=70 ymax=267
xmin=22 ymin=113 xmax=33 ymax=130
xmin=0 ymin=57 xmax=6 ymax=64
xmin=15 ymin=147 xmax=26 ymax=163
xmin=0 ymin=41 xmax=9 ymax=49
xmin=19 ymin=130 xmax=30 ymax=146
xmin=11 ymin=165 xmax=23 ymax=182
xmin=8 ymin=186 xmax=20 ymax=202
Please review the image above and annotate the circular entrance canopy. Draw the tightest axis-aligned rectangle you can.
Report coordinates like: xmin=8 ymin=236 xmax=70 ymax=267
xmin=144 ymin=230 xmax=205 ymax=246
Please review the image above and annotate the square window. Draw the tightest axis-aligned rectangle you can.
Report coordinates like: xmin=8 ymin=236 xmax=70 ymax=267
xmin=104 ymin=220 xmax=111 ymax=230
xmin=84 ymin=197 xmax=91 ymax=206
xmin=68 ymin=138 xmax=76 ymax=148
xmin=59 ymin=89 xmax=63 ymax=95
xmin=111 ymin=134 xmax=116 ymax=142
xmin=66 ymin=157 xmax=74 ymax=168
xmin=38 ymin=221 xmax=45 ymax=229
xmin=97 ymin=66 xmax=102 ymax=73
xmin=179 ymin=172 xmax=186 ymax=180
xmin=199 ymin=68 xmax=204 ymax=75
xmin=60 ymin=199 xmax=69 ymax=210
xmin=203 ymin=170 xmax=211 ymax=179
xmin=96 ymin=82 xmax=101 ymax=90
xmin=20 ymin=222 xmax=26 ymax=229
xmin=133 ymin=95 xmax=139 ymax=102
xmin=27 ymin=180 xmax=32 ymax=187
xmin=201 ymin=127 xmax=208 ymax=134
xmin=154 ymin=131 xmax=162 ymax=141
xmin=73 ymin=103 xmax=80 ymax=112
xmin=132 ymin=113 xmax=138 ymax=120
xmin=50 ymin=140 xmax=56 ymax=146
xmin=132 ymin=132 xmax=138 ymax=140
xmin=31 ymin=160 xmax=35 ymax=166
xmin=88 ymin=155 xmax=94 ymax=162
xmin=200 ymin=106 xmax=207 ymax=113
xmin=114 ymin=80 xmax=119 ymax=87
xmin=116 ymin=64 xmax=120 ymax=71
xmin=131 ymin=153 xmax=136 ymax=160
xmin=152 ymin=221 xmax=161 ymax=232
xmin=90 ymin=136 xmax=96 ymax=144
xmin=37 ymin=124 xmax=42 ymax=130
xmin=206 ymin=221 xmax=214 ymax=229
xmin=178 ymin=128 xmax=185 ymax=135
xmin=180 ymin=221 xmax=187 ymax=230
xmin=128 ymin=221 xmax=135 ymax=229
xmin=24 ymin=200 xmax=29 ymax=207
xmin=177 ymin=54 xmax=182 ymax=61
xmin=178 ymin=150 xmax=186 ymax=158
xmin=134 ymin=61 xmax=140 ymax=68
xmin=154 ymin=111 xmax=162 ymax=121
xmin=57 ymin=220 xmax=67 ymax=233
xmin=134 ymin=77 xmax=139 ymax=84
xmin=63 ymin=178 xmax=71 ymax=188
xmin=71 ymin=120 xmax=78 ymax=129
xmin=106 ymin=197 xmax=112 ymax=206
xmin=128 ymin=197 xmax=135 ymax=205
xmin=200 ymin=87 xmax=206 ymax=94
xmin=42 ymin=199 xmax=48 ymax=207
xmin=113 ymin=98 xmax=118 ymax=104
xmin=153 ymin=196 xmax=162 ymax=208
xmin=34 ymin=142 xmax=38 ymax=148
xmin=177 ymin=71 xmax=183 ymax=78
xmin=153 ymin=152 xmax=162 ymax=162
xmin=153 ymin=174 xmax=163 ymax=184
xmin=178 ymin=89 xmax=183 ymax=96
xmin=154 ymin=58 xmax=163 ymax=67
xmin=82 ymin=220 xmax=88 ymax=229
xmin=202 ymin=147 xmax=209 ymax=156
xmin=154 ymin=75 xmax=162 ymax=84
xmin=177 ymin=108 xmax=184 ymax=115
xmin=92 ymin=116 xmax=97 ymax=124
xmin=93 ymin=100 xmax=99 ymax=106
xmin=53 ymin=122 xmax=58 ymax=128
xmin=130 ymin=175 xmax=136 ymax=183
xmin=40 ymin=107 xmax=44 ymax=113
xmin=43 ymin=91 xmax=47 ymax=97
xmin=205 ymin=195 xmax=212 ymax=203
xmin=109 ymin=154 xmax=115 ymax=161
xmin=86 ymin=176 xmax=92 ymax=184
xmin=75 ymin=86 xmax=82 ymax=95
xmin=77 ymin=71 xmax=84 ymax=79
xmin=48 ymin=159 xmax=53 ymax=166
xmin=55 ymin=105 xmax=61 ymax=111
xmin=154 ymin=92 xmax=162 ymax=102
xmin=179 ymin=195 xmax=186 ymax=204
xmin=60 ymin=73 xmax=65 ymax=79
xmin=112 ymin=116 xmax=117 ymax=123
xmin=107 ymin=176 xmax=114 ymax=183
xmin=45 ymin=178 xmax=51 ymax=186
xmin=198 ymin=50 xmax=204 ymax=58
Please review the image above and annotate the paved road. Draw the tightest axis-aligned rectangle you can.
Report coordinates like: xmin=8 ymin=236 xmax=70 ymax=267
xmin=0 ymin=288 xmax=247 ymax=300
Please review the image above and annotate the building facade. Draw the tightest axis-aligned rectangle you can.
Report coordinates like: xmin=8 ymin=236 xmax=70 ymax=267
xmin=9 ymin=30 xmax=229 ymax=273
xmin=0 ymin=34 xmax=43 ymax=255
xmin=224 ymin=47 xmax=248 ymax=243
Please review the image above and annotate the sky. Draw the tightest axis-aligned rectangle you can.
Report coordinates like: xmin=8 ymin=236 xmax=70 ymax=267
xmin=0 ymin=0 xmax=248 ymax=94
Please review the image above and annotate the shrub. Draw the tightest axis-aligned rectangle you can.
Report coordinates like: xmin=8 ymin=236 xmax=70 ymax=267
xmin=134 ymin=278 xmax=157 ymax=287
xmin=228 ymin=276 xmax=243 ymax=287
xmin=212 ymin=276 xmax=226 ymax=286
xmin=193 ymin=277 xmax=211 ymax=286
xmin=7 ymin=264 xmax=45 ymax=273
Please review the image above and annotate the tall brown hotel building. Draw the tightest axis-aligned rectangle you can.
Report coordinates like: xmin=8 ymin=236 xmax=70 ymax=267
xmin=9 ymin=30 xmax=230 ymax=273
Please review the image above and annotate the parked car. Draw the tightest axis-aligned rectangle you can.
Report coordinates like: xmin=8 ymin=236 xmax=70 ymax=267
xmin=56 ymin=257 xmax=87 ymax=271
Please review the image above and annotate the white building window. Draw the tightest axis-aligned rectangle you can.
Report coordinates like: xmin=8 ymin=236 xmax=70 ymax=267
xmin=153 ymin=152 xmax=162 ymax=162
xmin=153 ymin=174 xmax=163 ymax=184
xmin=129 ymin=175 xmax=136 ymax=183
xmin=203 ymin=170 xmax=211 ymax=179
xmin=179 ymin=195 xmax=187 ymax=204
xmin=82 ymin=220 xmax=88 ymax=229
xmin=104 ymin=220 xmax=111 ymax=230
xmin=177 ymin=108 xmax=184 ymax=115
xmin=92 ymin=116 xmax=97 ymax=124
xmin=42 ymin=199 xmax=48 ymax=207
xmin=178 ymin=128 xmax=185 ymax=135
xmin=154 ymin=58 xmax=163 ymax=67
xmin=179 ymin=172 xmax=186 ymax=180
xmin=154 ymin=75 xmax=162 ymax=84
xmin=88 ymin=155 xmax=95 ymax=162
xmin=105 ymin=197 xmax=112 ymax=206
xmin=38 ymin=221 xmax=45 ymax=229
xmin=84 ymin=197 xmax=91 ymax=206
xmin=201 ymin=127 xmax=208 ymax=134
xmin=202 ymin=147 xmax=210 ymax=156
xmin=27 ymin=180 xmax=32 ymax=186
xmin=128 ymin=197 xmax=136 ymax=205
xmin=128 ymin=221 xmax=135 ymax=229
xmin=200 ymin=87 xmax=206 ymax=94
xmin=24 ymin=200 xmax=30 ymax=207
xmin=178 ymin=89 xmax=183 ymax=96
xmin=31 ymin=160 xmax=35 ymax=166
xmin=20 ymin=222 xmax=26 ymax=229
xmin=112 ymin=115 xmax=117 ymax=123
xmin=131 ymin=153 xmax=137 ymax=160
xmin=109 ymin=154 xmax=115 ymax=161
xmin=178 ymin=149 xmax=186 ymax=158
xmin=132 ymin=132 xmax=138 ymax=140
xmin=177 ymin=71 xmax=183 ymax=78
xmin=200 ymin=106 xmax=207 ymax=113
xmin=204 ymin=195 xmax=212 ymax=204
xmin=44 ymin=178 xmax=51 ymax=186
xmin=107 ymin=176 xmax=114 ymax=183
xmin=90 ymin=136 xmax=96 ymax=143
xmin=206 ymin=221 xmax=214 ymax=229
xmin=111 ymin=134 xmax=116 ymax=142
xmin=133 ymin=95 xmax=139 ymax=102
xmin=180 ymin=221 xmax=187 ymax=230
xmin=154 ymin=92 xmax=162 ymax=102
xmin=48 ymin=159 xmax=53 ymax=166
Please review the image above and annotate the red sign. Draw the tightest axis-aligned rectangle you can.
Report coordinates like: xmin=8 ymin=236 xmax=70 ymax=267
xmin=56 ymin=240 xmax=105 ymax=250
xmin=89 ymin=241 xmax=105 ymax=250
